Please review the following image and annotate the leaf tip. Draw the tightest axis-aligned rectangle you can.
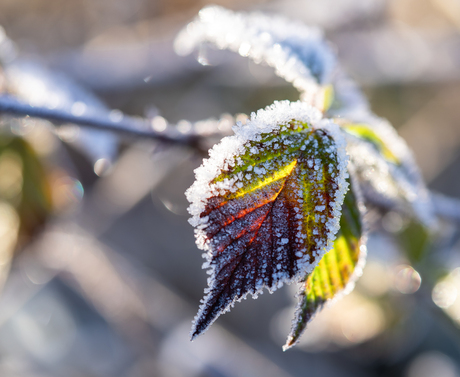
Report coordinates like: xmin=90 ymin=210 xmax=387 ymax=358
xmin=190 ymin=319 xmax=205 ymax=341
xmin=190 ymin=330 xmax=199 ymax=342
xmin=282 ymin=337 xmax=297 ymax=352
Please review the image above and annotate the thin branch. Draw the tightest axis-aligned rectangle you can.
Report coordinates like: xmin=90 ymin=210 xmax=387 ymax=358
xmin=2 ymin=96 xmax=460 ymax=225
xmin=0 ymin=95 xmax=205 ymax=150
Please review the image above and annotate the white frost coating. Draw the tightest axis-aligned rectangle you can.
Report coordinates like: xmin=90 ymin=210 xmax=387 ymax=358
xmin=347 ymin=135 xmax=431 ymax=225
xmin=186 ymin=100 xmax=322 ymax=231
xmin=346 ymin=137 xmax=400 ymax=201
xmin=174 ymin=5 xmax=337 ymax=105
xmin=368 ymin=118 xmax=434 ymax=226
xmin=313 ymin=119 xmax=350 ymax=251
xmin=329 ymin=169 xmax=368 ymax=301
xmin=345 ymin=114 xmax=435 ymax=227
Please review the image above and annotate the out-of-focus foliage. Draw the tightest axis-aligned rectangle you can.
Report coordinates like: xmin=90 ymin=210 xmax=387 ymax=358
xmin=0 ymin=135 xmax=52 ymax=245
xmin=0 ymin=131 xmax=53 ymax=291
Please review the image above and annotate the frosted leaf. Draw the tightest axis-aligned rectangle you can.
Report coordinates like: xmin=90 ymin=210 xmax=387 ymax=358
xmin=341 ymin=118 xmax=435 ymax=227
xmin=175 ymin=6 xmax=370 ymax=115
xmin=284 ymin=174 xmax=367 ymax=350
xmin=186 ymin=100 xmax=350 ymax=339
xmin=175 ymin=6 xmax=337 ymax=106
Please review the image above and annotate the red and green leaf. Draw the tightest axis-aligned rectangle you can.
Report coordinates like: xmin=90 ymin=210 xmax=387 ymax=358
xmin=283 ymin=178 xmax=366 ymax=349
xmin=186 ymin=101 xmax=350 ymax=339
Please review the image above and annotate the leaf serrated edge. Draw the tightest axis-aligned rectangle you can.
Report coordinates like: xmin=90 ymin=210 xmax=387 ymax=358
xmin=283 ymin=169 xmax=367 ymax=351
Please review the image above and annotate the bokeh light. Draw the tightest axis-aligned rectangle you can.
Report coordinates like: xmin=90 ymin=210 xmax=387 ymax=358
xmin=51 ymin=173 xmax=84 ymax=213
xmin=406 ymin=351 xmax=459 ymax=377
xmin=394 ymin=265 xmax=422 ymax=294
xmin=433 ymin=268 xmax=460 ymax=325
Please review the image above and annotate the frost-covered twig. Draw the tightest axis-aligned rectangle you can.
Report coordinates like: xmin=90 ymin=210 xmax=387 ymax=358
xmin=0 ymin=95 xmax=204 ymax=149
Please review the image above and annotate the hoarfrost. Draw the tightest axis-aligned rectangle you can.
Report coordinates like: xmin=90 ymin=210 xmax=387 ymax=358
xmin=174 ymin=5 xmax=337 ymax=105
xmin=344 ymin=116 xmax=435 ymax=227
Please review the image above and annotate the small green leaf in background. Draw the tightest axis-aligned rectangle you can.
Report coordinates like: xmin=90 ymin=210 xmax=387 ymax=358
xmin=284 ymin=179 xmax=365 ymax=350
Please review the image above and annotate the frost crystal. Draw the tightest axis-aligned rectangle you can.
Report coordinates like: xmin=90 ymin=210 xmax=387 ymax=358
xmin=187 ymin=100 xmax=323 ymax=225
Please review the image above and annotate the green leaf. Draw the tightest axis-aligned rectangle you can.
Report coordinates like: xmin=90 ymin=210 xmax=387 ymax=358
xmin=186 ymin=101 xmax=350 ymax=339
xmin=14 ymin=138 xmax=53 ymax=241
xmin=284 ymin=178 xmax=365 ymax=350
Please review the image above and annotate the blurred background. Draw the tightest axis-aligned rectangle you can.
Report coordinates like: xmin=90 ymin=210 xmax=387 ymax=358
xmin=0 ymin=0 xmax=459 ymax=376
